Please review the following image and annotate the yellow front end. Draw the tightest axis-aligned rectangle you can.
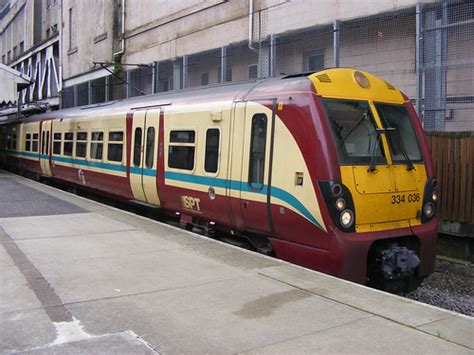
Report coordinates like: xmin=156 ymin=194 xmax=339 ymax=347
xmin=310 ymin=68 xmax=426 ymax=232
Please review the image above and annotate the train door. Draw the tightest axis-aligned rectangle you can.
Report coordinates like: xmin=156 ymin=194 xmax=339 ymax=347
xmin=39 ymin=120 xmax=52 ymax=176
xmin=129 ymin=109 xmax=161 ymax=206
xmin=231 ymin=100 xmax=275 ymax=234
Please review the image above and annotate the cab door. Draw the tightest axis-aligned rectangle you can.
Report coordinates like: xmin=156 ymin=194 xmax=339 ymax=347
xmin=130 ymin=109 xmax=161 ymax=206
xmin=39 ymin=120 xmax=52 ymax=176
xmin=233 ymin=100 xmax=275 ymax=234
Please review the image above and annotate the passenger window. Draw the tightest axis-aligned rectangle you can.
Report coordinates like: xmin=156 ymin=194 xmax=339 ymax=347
xmin=204 ymin=129 xmax=220 ymax=173
xmin=63 ymin=132 xmax=73 ymax=156
xmin=133 ymin=128 xmax=142 ymax=167
xmin=168 ymin=130 xmax=195 ymax=170
xmin=145 ymin=127 xmax=155 ymax=169
xmin=53 ymin=133 xmax=62 ymax=155
xmin=248 ymin=114 xmax=267 ymax=190
xmin=76 ymin=132 xmax=87 ymax=158
xmin=25 ymin=133 xmax=31 ymax=151
xmin=32 ymin=133 xmax=39 ymax=152
xmin=90 ymin=131 xmax=103 ymax=160
xmin=107 ymin=131 xmax=123 ymax=162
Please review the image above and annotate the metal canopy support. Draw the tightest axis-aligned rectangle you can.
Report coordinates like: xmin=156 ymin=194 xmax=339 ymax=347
xmin=172 ymin=59 xmax=182 ymax=90
xmin=220 ymin=46 xmax=227 ymax=83
xmin=269 ymin=34 xmax=276 ymax=77
xmin=416 ymin=3 xmax=423 ymax=118
xmin=333 ymin=20 xmax=340 ymax=68
xmin=152 ymin=61 xmax=158 ymax=94
xmin=182 ymin=56 xmax=188 ymax=89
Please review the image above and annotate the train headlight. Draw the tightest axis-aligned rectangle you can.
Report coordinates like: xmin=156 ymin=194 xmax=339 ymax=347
xmin=423 ymin=202 xmax=435 ymax=219
xmin=340 ymin=210 xmax=354 ymax=228
xmin=335 ymin=198 xmax=346 ymax=211
xmin=431 ymin=191 xmax=438 ymax=202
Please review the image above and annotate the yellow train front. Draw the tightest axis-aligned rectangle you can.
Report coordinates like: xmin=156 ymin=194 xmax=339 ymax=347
xmin=301 ymin=69 xmax=438 ymax=292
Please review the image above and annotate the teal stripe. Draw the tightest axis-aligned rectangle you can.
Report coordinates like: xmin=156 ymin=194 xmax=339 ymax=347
xmin=164 ymin=171 xmax=322 ymax=229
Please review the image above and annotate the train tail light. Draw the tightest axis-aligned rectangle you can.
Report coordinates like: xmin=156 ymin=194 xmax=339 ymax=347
xmin=319 ymin=180 xmax=356 ymax=232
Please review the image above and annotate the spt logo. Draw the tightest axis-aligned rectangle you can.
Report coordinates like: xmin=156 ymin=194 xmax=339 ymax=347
xmin=181 ymin=196 xmax=201 ymax=212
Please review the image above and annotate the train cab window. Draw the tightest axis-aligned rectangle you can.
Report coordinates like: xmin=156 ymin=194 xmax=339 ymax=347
xmin=168 ymin=130 xmax=195 ymax=170
xmin=63 ymin=132 xmax=73 ymax=156
xmin=375 ymin=103 xmax=422 ymax=163
xmin=322 ymin=99 xmax=386 ymax=165
xmin=133 ymin=128 xmax=142 ymax=167
xmin=107 ymin=131 xmax=123 ymax=162
xmin=90 ymin=131 xmax=103 ymax=160
xmin=53 ymin=133 xmax=62 ymax=155
xmin=204 ymin=128 xmax=220 ymax=173
xmin=25 ymin=133 xmax=32 ymax=151
xmin=75 ymin=132 xmax=87 ymax=158
xmin=248 ymin=114 xmax=267 ymax=190
xmin=32 ymin=133 xmax=39 ymax=152
xmin=145 ymin=127 xmax=155 ymax=169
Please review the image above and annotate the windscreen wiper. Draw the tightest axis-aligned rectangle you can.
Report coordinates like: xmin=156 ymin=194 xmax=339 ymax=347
xmin=388 ymin=128 xmax=416 ymax=171
xmin=339 ymin=111 xmax=368 ymax=147
xmin=367 ymin=129 xmax=384 ymax=172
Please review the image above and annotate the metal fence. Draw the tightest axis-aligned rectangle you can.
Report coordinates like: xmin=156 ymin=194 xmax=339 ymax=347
xmin=62 ymin=1 xmax=473 ymax=132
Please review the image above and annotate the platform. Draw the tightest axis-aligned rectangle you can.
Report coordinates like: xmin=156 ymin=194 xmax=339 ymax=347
xmin=0 ymin=170 xmax=472 ymax=354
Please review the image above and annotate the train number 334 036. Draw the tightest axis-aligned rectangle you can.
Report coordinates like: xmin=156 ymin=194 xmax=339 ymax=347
xmin=391 ymin=193 xmax=420 ymax=204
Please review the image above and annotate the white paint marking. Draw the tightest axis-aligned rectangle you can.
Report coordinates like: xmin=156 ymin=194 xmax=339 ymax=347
xmin=51 ymin=317 xmax=93 ymax=345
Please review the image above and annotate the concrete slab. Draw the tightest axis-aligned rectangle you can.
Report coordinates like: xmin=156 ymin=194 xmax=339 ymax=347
xmin=0 ymin=213 xmax=134 ymax=240
xmin=419 ymin=315 xmax=474 ymax=349
xmin=259 ymin=265 xmax=451 ymax=327
xmin=241 ymin=315 xmax=473 ymax=354
xmin=14 ymin=331 xmax=157 ymax=355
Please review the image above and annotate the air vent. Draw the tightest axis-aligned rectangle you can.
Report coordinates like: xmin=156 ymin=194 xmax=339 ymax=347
xmin=385 ymin=81 xmax=396 ymax=90
xmin=316 ymin=73 xmax=332 ymax=83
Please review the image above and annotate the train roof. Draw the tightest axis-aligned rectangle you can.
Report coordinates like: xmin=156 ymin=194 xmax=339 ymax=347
xmin=3 ymin=68 xmax=404 ymax=124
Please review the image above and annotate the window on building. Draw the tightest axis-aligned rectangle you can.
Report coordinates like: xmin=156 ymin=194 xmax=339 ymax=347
xmin=168 ymin=130 xmax=195 ymax=170
xmin=145 ymin=127 xmax=155 ymax=169
xmin=304 ymin=49 xmax=324 ymax=72
xmin=19 ymin=41 xmax=24 ymax=54
xmin=76 ymin=132 xmax=87 ymax=158
xmin=63 ymin=132 xmax=73 ymax=156
xmin=13 ymin=46 xmax=17 ymax=58
xmin=32 ymin=133 xmax=39 ymax=152
xmin=7 ymin=51 xmax=11 ymax=62
xmin=248 ymin=114 xmax=267 ymax=190
xmin=133 ymin=128 xmax=142 ymax=166
xmin=204 ymin=129 xmax=219 ymax=173
xmin=90 ymin=131 xmax=103 ymax=160
xmin=2 ymin=55 xmax=5 ymax=64
xmin=25 ymin=133 xmax=32 ymax=151
xmin=91 ymin=77 xmax=106 ymax=104
xmin=53 ymin=133 xmax=61 ymax=155
xmin=248 ymin=64 xmax=258 ymax=79
xmin=201 ymin=72 xmax=209 ymax=86
xmin=107 ymin=131 xmax=123 ymax=162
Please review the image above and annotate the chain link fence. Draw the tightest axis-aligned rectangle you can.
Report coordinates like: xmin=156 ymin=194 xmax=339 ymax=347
xmin=64 ymin=0 xmax=473 ymax=132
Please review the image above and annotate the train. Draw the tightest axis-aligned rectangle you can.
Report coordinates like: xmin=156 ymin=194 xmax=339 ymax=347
xmin=0 ymin=68 xmax=438 ymax=293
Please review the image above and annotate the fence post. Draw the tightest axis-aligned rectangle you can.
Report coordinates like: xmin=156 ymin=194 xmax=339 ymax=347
xmin=416 ymin=3 xmax=423 ymax=120
xmin=333 ymin=20 xmax=340 ymax=68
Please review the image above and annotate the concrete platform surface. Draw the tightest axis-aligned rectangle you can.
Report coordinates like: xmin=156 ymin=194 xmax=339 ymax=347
xmin=0 ymin=170 xmax=473 ymax=354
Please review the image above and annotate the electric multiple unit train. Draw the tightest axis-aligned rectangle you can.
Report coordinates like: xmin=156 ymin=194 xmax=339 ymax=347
xmin=0 ymin=68 xmax=438 ymax=293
